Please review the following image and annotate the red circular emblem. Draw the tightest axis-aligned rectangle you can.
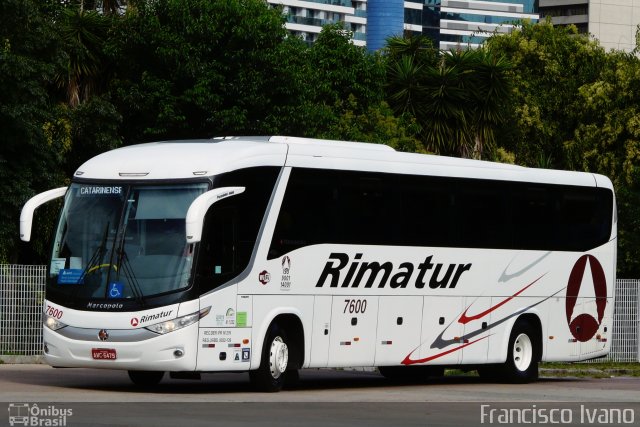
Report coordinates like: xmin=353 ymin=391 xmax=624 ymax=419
xmin=259 ymin=270 xmax=270 ymax=285
xmin=130 ymin=317 xmax=139 ymax=327
xmin=566 ymin=255 xmax=607 ymax=342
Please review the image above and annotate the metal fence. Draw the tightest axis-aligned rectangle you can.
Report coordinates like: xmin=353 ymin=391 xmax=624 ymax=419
xmin=0 ymin=265 xmax=46 ymax=356
xmin=607 ymin=279 xmax=640 ymax=362
xmin=1 ymin=264 xmax=639 ymax=361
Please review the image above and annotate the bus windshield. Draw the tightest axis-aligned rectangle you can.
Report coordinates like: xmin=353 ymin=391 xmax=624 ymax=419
xmin=49 ymin=182 xmax=208 ymax=303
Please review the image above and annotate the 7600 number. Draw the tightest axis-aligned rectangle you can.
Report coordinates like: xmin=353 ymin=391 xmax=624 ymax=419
xmin=45 ymin=305 xmax=63 ymax=319
xmin=344 ymin=299 xmax=367 ymax=314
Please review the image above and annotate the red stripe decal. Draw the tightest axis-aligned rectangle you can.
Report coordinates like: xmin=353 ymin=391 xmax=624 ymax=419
xmin=401 ymin=335 xmax=489 ymax=365
xmin=458 ymin=275 xmax=544 ymax=325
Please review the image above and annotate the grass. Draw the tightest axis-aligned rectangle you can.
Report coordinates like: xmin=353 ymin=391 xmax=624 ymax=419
xmin=444 ymin=363 xmax=640 ymax=379
xmin=540 ymin=362 xmax=640 ymax=378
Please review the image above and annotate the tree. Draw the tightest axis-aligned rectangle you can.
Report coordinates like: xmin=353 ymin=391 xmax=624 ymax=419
xmin=486 ymin=22 xmax=640 ymax=277
xmin=318 ymin=95 xmax=423 ymax=153
xmin=56 ymin=7 xmax=111 ymax=107
xmin=384 ymin=37 xmax=512 ymax=158
xmin=0 ymin=0 xmax=68 ymax=263
xmin=297 ymin=24 xmax=388 ymax=138
xmin=105 ymin=0 xmax=307 ymax=142
xmin=565 ymin=51 xmax=640 ymax=276
xmin=486 ymin=21 xmax=607 ymax=168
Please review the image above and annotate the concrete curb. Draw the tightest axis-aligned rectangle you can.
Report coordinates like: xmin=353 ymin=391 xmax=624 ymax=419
xmin=0 ymin=355 xmax=45 ymax=364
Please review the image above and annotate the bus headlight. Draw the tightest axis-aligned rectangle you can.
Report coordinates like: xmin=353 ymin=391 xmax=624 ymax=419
xmin=43 ymin=315 xmax=67 ymax=331
xmin=145 ymin=306 xmax=211 ymax=335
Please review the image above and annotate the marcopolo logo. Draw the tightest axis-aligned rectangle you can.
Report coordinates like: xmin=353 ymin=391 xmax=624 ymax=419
xmin=566 ymin=255 xmax=607 ymax=342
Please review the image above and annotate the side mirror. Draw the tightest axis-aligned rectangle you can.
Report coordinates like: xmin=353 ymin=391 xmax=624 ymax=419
xmin=20 ymin=187 xmax=68 ymax=242
xmin=185 ymin=187 xmax=245 ymax=243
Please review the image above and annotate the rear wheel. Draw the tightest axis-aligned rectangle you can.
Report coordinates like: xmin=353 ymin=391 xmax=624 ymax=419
xmin=250 ymin=323 xmax=294 ymax=392
xmin=128 ymin=370 xmax=164 ymax=387
xmin=499 ymin=320 xmax=539 ymax=383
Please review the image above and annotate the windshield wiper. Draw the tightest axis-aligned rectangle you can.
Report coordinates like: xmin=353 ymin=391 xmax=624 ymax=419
xmin=114 ymin=247 xmax=146 ymax=308
xmin=79 ymin=222 xmax=110 ymax=285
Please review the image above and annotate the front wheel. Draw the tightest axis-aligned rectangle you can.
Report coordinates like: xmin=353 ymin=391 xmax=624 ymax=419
xmin=250 ymin=323 xmax=293 ymax=392
xmin=500 ymin=320 xmax=539 ymax=383
xmin=128 ymin=370 xmax=164 ymax=387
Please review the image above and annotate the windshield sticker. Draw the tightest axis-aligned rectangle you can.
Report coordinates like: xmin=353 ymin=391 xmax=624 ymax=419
xmin=78 ymin=186 xmax=123 ymax=196
xmin=69 ymin=257 xmax=82 ymax=269
xmin=57 ymin=269 xmax=84 ymax=285
xmin=108 ymin=282 xmax=124 ymax=299
xmin=50 ymin=258 xmax=65 ymax=276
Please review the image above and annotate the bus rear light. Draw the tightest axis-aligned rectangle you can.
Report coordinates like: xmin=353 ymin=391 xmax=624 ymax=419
xmin=242 ymin=339 xmax=249 ymax=344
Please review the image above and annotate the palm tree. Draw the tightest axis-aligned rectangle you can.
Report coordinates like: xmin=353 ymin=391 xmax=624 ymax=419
xmin=467 ymin=49 xmax=512 ymax=159
xmin=385 ymin=36 xmax=512 ymax=159
xmin=420 ymin=57 xmax=473 ymax=156
xmin=56 ymin=7 xmax=110 ymax=107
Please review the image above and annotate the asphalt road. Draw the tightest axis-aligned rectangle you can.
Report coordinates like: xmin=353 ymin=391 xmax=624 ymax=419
xmin=1 ymin=365 xmax=639 ymax=427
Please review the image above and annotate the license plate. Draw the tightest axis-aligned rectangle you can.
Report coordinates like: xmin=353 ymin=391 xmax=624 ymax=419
xmin=92 ymin=348 xmax=117 ymax=360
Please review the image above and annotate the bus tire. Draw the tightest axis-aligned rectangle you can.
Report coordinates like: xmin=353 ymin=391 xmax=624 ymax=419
xmin=500 ymin=319 xmax=539 ymax=383
xmin=128 ymin=370 xmax=164 ymax=387
xmin=250 ymin=323 xmax=291 ymax=392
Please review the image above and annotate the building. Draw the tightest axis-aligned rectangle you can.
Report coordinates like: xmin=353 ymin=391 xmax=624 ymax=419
xmin=267 ymin=0 xmax=368 ymax=46
xmin=539 ymin=0 xmax=640 ymax=52
xmin=267 ymin=0 xmax=539 ymax=50
xmin=404 ymin=1 xmax=539 ymax=50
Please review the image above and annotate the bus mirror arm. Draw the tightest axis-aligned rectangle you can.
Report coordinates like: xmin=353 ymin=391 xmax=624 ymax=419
xmin=185 ymin=186 xmax=246 ymax=244
xmin=20 ymin=187 xmax=68 ymax=242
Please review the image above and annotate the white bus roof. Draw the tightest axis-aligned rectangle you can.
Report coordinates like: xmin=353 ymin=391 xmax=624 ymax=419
xmin=73 ymin=136 xmax=612 ymax=189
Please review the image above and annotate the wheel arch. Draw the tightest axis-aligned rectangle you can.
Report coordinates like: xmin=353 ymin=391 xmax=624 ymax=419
xmin=495 ymin=310 xmax=544 ymax=364
xmin=251 ymin=309 xmax=306 ymax=371
xmin=507 ymin=312 xmax=543 ymax=362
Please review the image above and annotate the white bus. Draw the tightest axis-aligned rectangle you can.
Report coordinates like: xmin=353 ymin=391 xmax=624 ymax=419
xmin=21 ymin=136 xmax=616 ymax=391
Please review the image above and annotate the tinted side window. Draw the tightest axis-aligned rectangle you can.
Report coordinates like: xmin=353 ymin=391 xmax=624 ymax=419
xmin=455 ymin=180 xmax=511 ymax=249
xmin=511 ymin=186 xmax=558 ymax=250
xmin=557 ymin=188 xmax=613 ymax=251
xmin=196 ymin=167 xmax=280 ymax=293
xmin=396 ymin=175 xmax=453 ymax=247
xmin=268 ymin=167 xmax=613 ymax=257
